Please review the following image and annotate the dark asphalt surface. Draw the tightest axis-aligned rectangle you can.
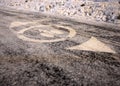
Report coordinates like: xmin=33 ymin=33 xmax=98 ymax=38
xmin=0 ymin=7 xmax=120 ymax=86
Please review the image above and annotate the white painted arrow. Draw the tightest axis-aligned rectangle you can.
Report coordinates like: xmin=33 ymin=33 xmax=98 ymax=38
xmin=66 ymin=37 xmax=116 ymax=53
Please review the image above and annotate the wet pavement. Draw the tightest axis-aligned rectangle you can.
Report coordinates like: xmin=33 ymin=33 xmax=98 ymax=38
xmin=0 ymin=7 xmax=120 ymax=86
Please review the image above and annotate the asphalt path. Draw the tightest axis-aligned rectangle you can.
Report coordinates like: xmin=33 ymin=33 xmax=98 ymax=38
xmin=0 ymin=7 xmax=120 ymax=86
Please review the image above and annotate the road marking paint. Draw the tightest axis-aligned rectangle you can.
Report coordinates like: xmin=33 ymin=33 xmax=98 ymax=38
xmin=17 ymin=34 xmax=66 ymax=43
xmin=66 ymin=37 xmax=116 ymax=53
xmin=49 ymin=29 xmax=64 ymax=35
xmin=10 ymin=21 xmax=37 ymax=28
xmin=40 ymin=33 xmax=55 ymax=38
xmin=10 ymin=21 xmax=76 ymax=43
xmin=52 ymin=25 xmax=76 ymax=38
